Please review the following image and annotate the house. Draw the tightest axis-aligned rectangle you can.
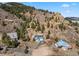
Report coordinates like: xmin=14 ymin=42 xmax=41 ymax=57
xmin=55 ymin=39 xmax=71 ymax=50
xmin=7 ymin=32 xmax=18 ymax=41
xmin=32 ymin=34 xmax=44 ymax=43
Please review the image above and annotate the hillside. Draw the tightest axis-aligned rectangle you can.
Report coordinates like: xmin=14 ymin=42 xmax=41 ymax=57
xmin=0 ymin=2 xmax=79 ymax=56
xmin=65 ymin=17 xmax=79 ymax=21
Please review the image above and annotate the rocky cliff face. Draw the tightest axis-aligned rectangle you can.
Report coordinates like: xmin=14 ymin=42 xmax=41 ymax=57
xmin=0 ymin=2 xmax=79 ymax=40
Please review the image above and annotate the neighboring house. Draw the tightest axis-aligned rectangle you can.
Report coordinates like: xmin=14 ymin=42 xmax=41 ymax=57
xmin=32 ymin=34 xmax=44 ymax=43
xmin=7 ymin=32 xmax=18 ymax=41
xmin=55 ymin=39 xmax=71 ymax=50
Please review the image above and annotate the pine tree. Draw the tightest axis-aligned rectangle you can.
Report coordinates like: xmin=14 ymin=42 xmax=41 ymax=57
xmin=59 ymin=23 xmax=65 ymax=31
xmin=41 ymin=24 xmax=45 ymax=33
xmin=31 ymin=22 xmax=36 ymax=29
xmin=51 ymin=24 xmax=53 ymax=28
xmin=47 ymin=21 xmax=50 ymax=28
xmin=76 ymin=40 xmax=79 ymax=47
xmin=36 ymin=24 xmax=41 ymax=31
xmin=46 ymin=30 xmax=50 ymax=39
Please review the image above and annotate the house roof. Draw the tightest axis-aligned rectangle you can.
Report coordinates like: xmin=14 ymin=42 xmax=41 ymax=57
xmin=55 ymin=39 xmax=70 ymax=48
xmin=7 ymin=32 xmax=18 ymax=39
xmin=33 ymin=35 xmax=44 ymax=43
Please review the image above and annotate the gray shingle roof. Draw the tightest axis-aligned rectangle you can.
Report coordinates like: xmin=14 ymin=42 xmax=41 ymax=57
xmin=7 ymin=32 xmax=18 ymax=39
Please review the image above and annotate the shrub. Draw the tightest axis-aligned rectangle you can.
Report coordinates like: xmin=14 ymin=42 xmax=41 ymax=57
xmin=54 ymin=37 xmax=59 ymax=42
xmin=22 ymin=35 xmax=30 ymax=41
xmin=24 ymin=46 xmax=29 ymax=54
xmin=76 ymin=40 xmax=79 ymax=47
xmin=10 ymin=41 xmax=19 ymax=48
xmin=73 ymin=22 xmax=79 ymax=26
xmin=2 ymin=21 xmax=7 ymax=26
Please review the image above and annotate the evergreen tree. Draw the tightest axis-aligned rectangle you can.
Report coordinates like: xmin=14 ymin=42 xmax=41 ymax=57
xmin=76 ymin=40 xmax=79 ymax=47
xmin=31 ymin=22 xmax=36 ymax=29
xmin=41 ymin=24 xmax=45 ymax=33
xmin=59 ymin=23 xmax=65 ymax=31
xmin=47 ymin=21 xmax=50 ymax=28
xmin=36 ymin=24 xmax=41 ymax=31
xmin=46 ymin=30 xmax=50 ymax=39
xmin=51 ymin=24 xmax=53 ymax=28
